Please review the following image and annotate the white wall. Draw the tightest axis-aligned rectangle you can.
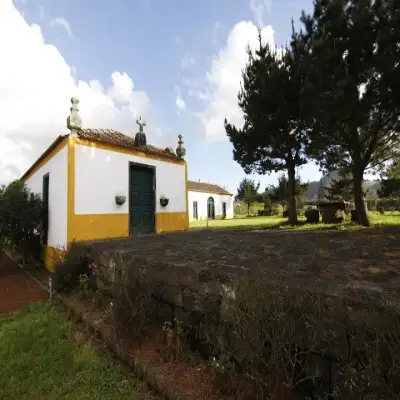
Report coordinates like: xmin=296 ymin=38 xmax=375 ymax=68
xmin=188 ymin=190 xmax=233 ymax=220
xmin=74 ymin=144 xmax=187 ymax=214
xmin=25 ymin=145 xmax=68 ymax=248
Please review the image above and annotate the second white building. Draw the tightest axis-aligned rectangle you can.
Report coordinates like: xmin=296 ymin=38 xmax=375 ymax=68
xmin=188 ymin=180 xmax=234 ymax=221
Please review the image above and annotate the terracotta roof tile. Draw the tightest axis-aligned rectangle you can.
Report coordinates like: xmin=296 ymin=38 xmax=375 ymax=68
xmin=188 ymin=180 xmax=232 ymax=196
xmin=77 ymin=129 xmax=180 ymax=160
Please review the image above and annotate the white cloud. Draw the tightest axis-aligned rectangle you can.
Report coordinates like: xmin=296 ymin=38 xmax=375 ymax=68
xmin=49 ymin=17 xmax=72 ymax=37
xmin=180 ymin=52 xmax=195 ymax=69
xmin=176 ymin=95 xmax=186 ymax=111
xmin=0 ymin=1 xmax=155 ymax=184
xmin=249 ymin=0 xmax=271 ymax=27
xmin=194 ymin=21 xmax=275 ymax=141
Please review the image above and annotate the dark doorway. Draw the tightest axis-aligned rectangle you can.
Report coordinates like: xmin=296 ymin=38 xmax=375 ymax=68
xmin=222 ymin=202 xmax=227 ymax=219
xmin=207 ymin=197 xmax=215 ymax=219
xmin=129 ymin=163 xmax=156 ymax=234
xmin=42 ymin=173 xmax=49 ymax=245
xmin=193 ymin=201 xmax=198 ymax=220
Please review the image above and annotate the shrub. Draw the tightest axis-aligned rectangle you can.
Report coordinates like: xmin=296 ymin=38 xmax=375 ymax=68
xmin=271 ymin=203 xmax=284 ymax=216
xmin=305 ymin=207 xmax=320 ymax=223
xmin=0 ymin=180 xmax=44 ymax=260
xmin=51 ymin=255 xmax=91 ymax=293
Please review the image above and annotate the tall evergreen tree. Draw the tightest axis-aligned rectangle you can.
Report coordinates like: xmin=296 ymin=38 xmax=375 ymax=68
xmin=299 ymin=0 xmax=400 ymax=226
xmin=266 ymin=174 xmax=309 ymax=205
xmin=225 ymin=31 xmax=310 ymax=225
xmin=236 ymin=178 xmax=261 ymax=215
xmin=324 ymin=170 xmax=354 ymax=201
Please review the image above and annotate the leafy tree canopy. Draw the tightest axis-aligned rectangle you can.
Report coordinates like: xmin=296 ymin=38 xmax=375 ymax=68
xmin=225 ymin=29 xmax=310 ymax=224
xmin=0 ymin=180 xmax=44 ymax=259
xmin=236 ymin=177 xmax=261 ymax=215
xmin=299 ymin=0 xmax=400 ymax=226
xmin=265 ymin=174 xmax=309 ymax=204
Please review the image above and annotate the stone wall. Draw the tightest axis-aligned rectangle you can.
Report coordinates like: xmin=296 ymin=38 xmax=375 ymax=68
xmin=95 ymin=249 xmax=400 ymax=398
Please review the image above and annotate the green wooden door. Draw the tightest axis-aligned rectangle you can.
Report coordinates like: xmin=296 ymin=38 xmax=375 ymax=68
xmin=130 ymin=165 xmax=155 ymax=234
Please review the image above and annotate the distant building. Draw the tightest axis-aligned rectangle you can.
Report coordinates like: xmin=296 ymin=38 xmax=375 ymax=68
xmin=188 ymin=180 xmax=234 ymax=221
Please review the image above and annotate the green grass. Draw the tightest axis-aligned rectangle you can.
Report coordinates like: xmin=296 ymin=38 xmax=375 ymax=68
xmin=0 ymin=302 xmax=140 ymax=400
xmin=190 ymin=211 xmax=400 ymax=231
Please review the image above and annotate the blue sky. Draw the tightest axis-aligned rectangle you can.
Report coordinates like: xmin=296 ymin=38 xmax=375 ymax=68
xmin=5 ymin=0 xmax=322 ymax=194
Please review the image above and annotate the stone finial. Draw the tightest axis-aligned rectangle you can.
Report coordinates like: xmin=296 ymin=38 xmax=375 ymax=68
xmin=176 ymin=134 xmax=186 ymax=158
xmin=136 ymin=116 xmax=146 ymax=133
xmin=134 ymin=116 xmax=147 ymax=146
xmin=67 ymin=96 xmax=82 ymax=132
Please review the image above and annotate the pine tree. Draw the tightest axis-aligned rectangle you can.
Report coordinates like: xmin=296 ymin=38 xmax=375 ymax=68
xmin=236 ymin=178 xmax=261 ymax=215
xmin=324 ymin=170 xmax=354 ymax=201
xmin=225 ymin=30 xmax=310 ymax=225
xmin=299 ymin=0 xmax=400 ymax=226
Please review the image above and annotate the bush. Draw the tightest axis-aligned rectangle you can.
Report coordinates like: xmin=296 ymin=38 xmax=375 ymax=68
xmin=305 ymin=207 xmax=320 ymax=223
xmin=271 ymin=203 xmax=284 ymax=216
xmin=51 ymin=254 xmax=91 ymax=293
xmin=0 ymin=180 xmax=44 ymax=260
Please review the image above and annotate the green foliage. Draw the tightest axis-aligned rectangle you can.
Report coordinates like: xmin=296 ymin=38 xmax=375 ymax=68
xmin=299 ymin=0 xmax=400 ymax=226
xmin=378 ymin=179 xmax=400 ymax=198
xmin=266 ymin=174 xmax=309 ymax=204
xmin=304 ymin=207 xmax=320 ymax=224
xmin=225 ymin=29 xmax=311 ymax=225
xmin=263 ymin=191 xmax=273 ymax=215
xmin=233 ymin=201 xmax=264 ymax=216
xmin=324 ymin=170 xmax=354 ymax=201
xmin=0 ymin=180 xmax=44 ymax=259
xmin=235 ymin=178 xmax=261 ymax=215
xmin=51 ymin=259 xmax=90 ymax=293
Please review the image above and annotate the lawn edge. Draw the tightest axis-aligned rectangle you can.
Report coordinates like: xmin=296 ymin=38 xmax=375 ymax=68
xmin=54 ymin=294 xmax=181 ymax=400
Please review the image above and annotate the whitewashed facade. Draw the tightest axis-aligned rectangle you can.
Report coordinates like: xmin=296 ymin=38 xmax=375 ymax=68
xmin=74 ymin=144 xmax=186 ymax=215
xmin=24 ymin=144 xmax=68 ymax=250
xmin=188 ymin=181 xmax=233 ymax=221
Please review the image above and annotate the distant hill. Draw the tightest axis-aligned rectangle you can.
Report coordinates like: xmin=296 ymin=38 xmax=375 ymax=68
xmin=304 ymin=171 xmax=381 ymax=199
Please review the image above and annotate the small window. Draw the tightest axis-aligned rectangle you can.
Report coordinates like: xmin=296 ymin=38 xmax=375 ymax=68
xmin=193 ymin=201 xmax=198 ymax=220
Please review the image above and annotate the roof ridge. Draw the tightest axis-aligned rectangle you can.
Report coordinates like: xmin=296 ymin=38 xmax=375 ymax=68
xmin=77 ymin=128 xmax=180 ymax=160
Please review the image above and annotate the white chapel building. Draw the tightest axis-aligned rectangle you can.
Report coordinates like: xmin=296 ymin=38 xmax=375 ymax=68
xmin=21 ymin=97 xmax=189 ymax=270
xmin=188 ymin=180 xmax=234 ymax=221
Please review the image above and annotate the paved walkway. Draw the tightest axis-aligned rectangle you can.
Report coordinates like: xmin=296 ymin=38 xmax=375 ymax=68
xmin=0 ymin=251 xmax=48 ymax=315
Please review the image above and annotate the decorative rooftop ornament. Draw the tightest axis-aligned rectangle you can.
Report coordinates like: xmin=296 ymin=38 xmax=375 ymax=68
xmin=176 ymin=134 xmax=186 ymax=158
xmin=67 ymin=97 xmax=82 ymax=132
xmin=134 ymin=116 xmax=147 ymax=146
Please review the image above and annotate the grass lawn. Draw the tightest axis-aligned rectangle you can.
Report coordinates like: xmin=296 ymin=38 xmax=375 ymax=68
xmin=0 ymin=302 xmax=141 ymax=400
xmin=190 ymin=211 xmax=400 ymax=231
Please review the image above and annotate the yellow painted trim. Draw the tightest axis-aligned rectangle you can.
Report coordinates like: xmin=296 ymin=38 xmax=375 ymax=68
xmin=184 ymin=163 xmax=189 ymax=230
xmin=67 ymin=136 xmax=76 ymax=246
xmin=69 ymin=214 xmax=130 ymax=242
xmin=22 ymin=137 xmax=68 ymax=181
xmin=156 ymin=212 xmax=188 ymax=233
xmin=74 ymin=138 xmax=186 ymax=166
xmin=43 ymin=245 xmax=66 ymax=271
xmin=68 ymin=212 xmax=187 ymax=242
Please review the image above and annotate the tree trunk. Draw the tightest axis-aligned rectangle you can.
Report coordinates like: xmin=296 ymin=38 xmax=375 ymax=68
xmin=287 ymin=167 xmax=298 ymax=225
xmin=247 ymin=203 xmax=250 ymax=216
xmin=352 ymin=166 xmax=370 ymax=227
